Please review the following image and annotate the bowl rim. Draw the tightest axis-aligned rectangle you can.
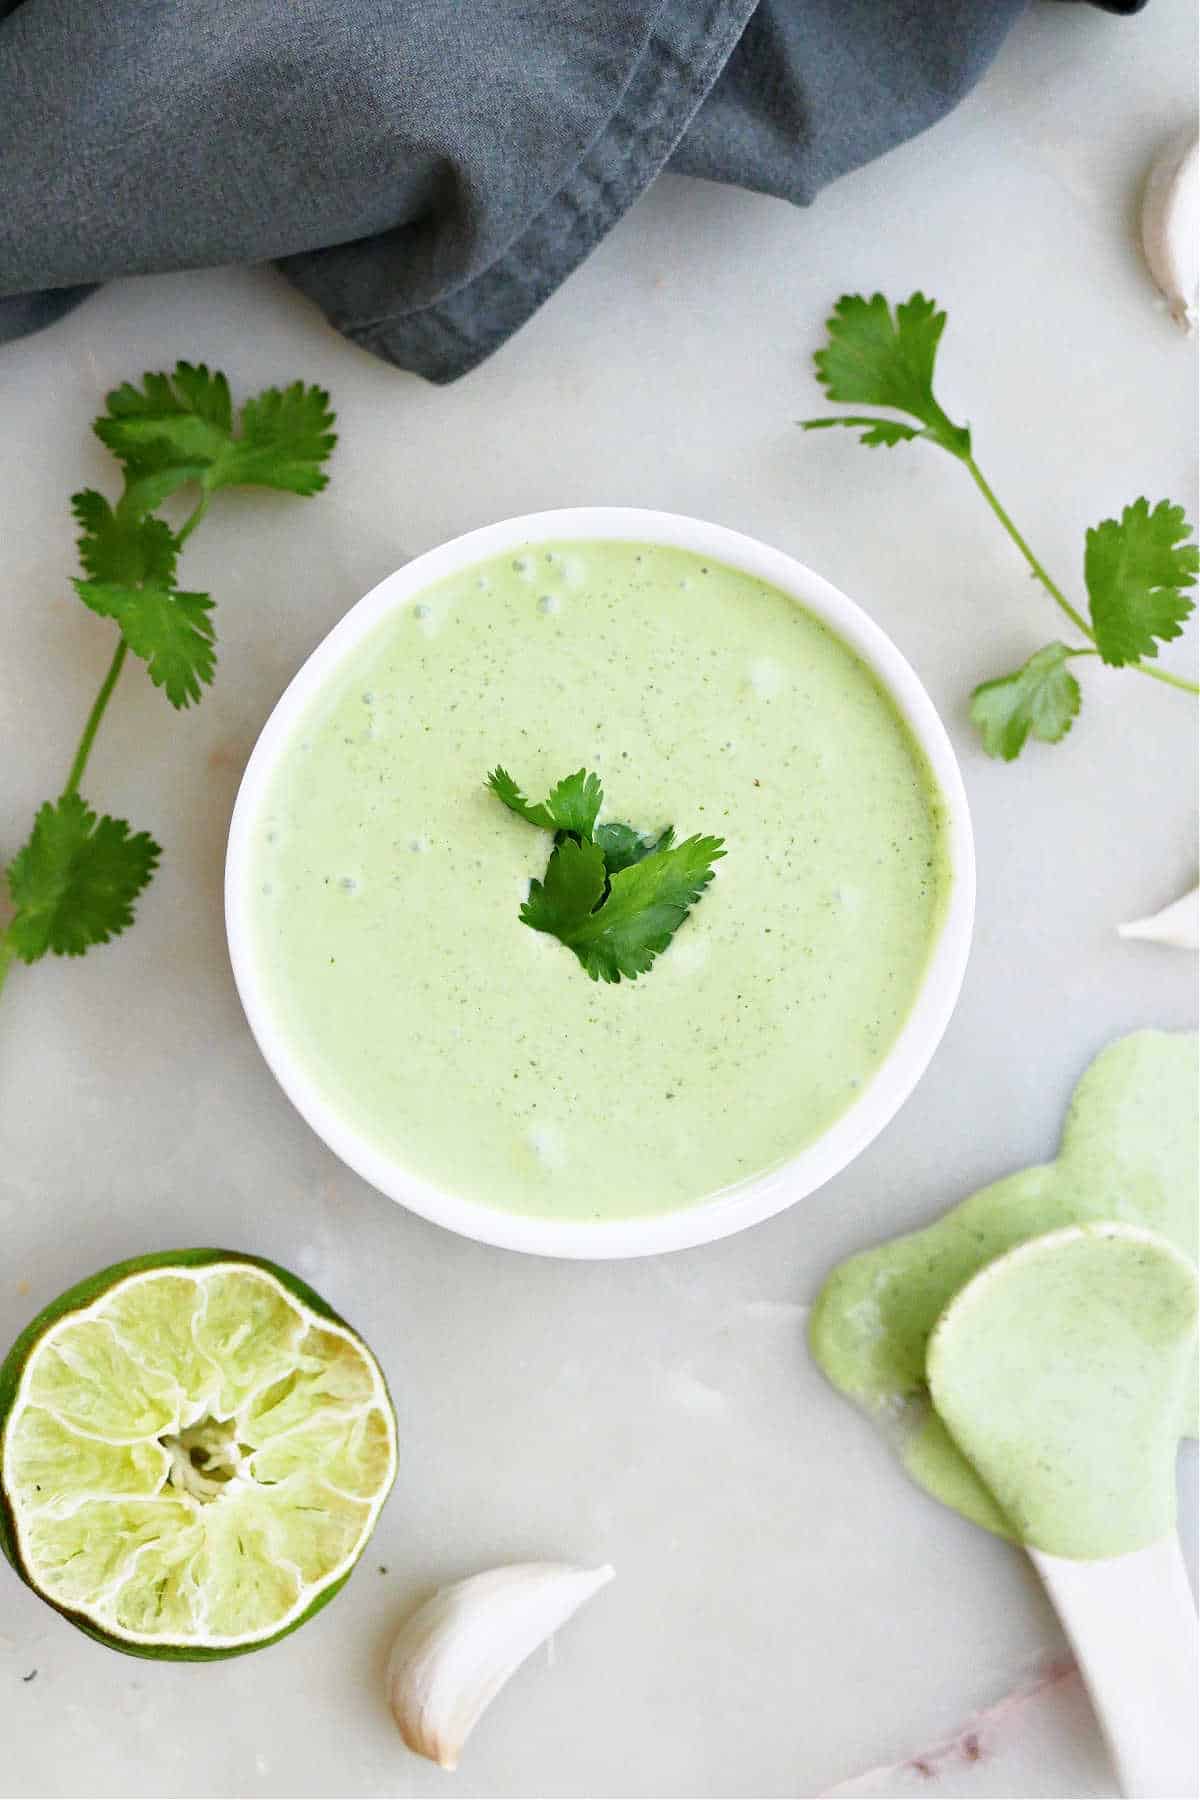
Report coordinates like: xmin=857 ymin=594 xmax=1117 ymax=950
xmin=225 ymin=507 xmax=975 ymax=1259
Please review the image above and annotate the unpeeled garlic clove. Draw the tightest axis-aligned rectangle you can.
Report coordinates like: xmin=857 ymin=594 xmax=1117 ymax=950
xmin=1117 ymin=884 xmax=1199 ymax=950
xmin=386 ymin=1561 xmax=614 ymax=1771
xmin=1140 ymin=131 xmax=1199 ymax=331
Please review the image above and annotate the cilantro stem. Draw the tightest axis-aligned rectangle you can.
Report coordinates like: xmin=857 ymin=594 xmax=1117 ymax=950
xmin=963 ymin=458 xmax=1092 ymax=638
xmin=964 ymin=456 xmax=1200 ymax=698
xmin=62 ymin=639 xmax=127 ymax=800
xmin=176 ymin=493 xmax=210 ymax=546
xmin=2 ymin=620 xmax=130 ymax=1000
xmin=1125 ymin=661 xmax=1200 ymax=695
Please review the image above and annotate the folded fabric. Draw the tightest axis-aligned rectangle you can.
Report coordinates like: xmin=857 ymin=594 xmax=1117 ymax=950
xmin=0 ymin=0 xmax=1143 ymax=381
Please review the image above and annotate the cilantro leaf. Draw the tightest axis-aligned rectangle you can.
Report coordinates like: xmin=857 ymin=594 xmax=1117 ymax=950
xmin=521 ymin=835 xmax=607 ymax=939
xmin=74 ymin=580 xmax=215 ymax=708
xmin=206 ymin=382 xmax=338 ymax=494
xmin=554 ymin=835 xmax=724 ymax=984
xmin=593 ymin=820 xmax=675 ymax=874
xmin=72 ymin=490 xmax=177 ymax=586
xmin=166 ymin=361 xmax=234 ymax=429
xmin=94 ymin=363 xmax=336 ymax=512
xmin=544 ymin=768 xmax=603 ymax=838
xmin=69 ymin=488 xmax=216 ymax=707
xmin=800 ymin=415 xmax=923 ymax=450
xmin=486 ymin=765 xmax=603 ymax=837
xmin=94 ymin=366 xmax=231 ymax=512
xmin=5 ymin=795 xmax=160 ymax=961
xmin=802 ymin=292 xmax=971 ymax=458
xmin=969 ymin=644 xmax=1082 ymax=761
xmin=1084 ymin=499 xmax=1198 ymax=667
xmin=814 ymin=292 xmax=945 ymax=414
xmin=486 ymin=767 xmax=556 ymax=831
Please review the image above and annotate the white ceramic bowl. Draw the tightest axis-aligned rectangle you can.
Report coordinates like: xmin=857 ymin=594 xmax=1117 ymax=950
xmin=226 ymin=508 xmax=974 ymax=1259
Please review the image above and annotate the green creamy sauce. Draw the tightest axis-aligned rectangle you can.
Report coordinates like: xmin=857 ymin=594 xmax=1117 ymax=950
xmin=248 ymin=540 xmax=950 ymax=1221
xmin=810 ymin=1031 xmax=1200 ymax=1550
xmin=927 ymin=1225 xmax=1197 ymax=1559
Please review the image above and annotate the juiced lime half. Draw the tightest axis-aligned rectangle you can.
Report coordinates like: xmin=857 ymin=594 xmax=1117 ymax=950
xmin=0 ymin=1249 xmax=397 ymax=1658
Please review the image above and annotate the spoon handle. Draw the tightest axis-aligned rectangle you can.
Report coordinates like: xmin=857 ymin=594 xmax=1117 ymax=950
xmin=1032 ymin=1536 xmax=1198 ymax=1799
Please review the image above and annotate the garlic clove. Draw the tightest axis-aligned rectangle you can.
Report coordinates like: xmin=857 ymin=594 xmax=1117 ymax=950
xmin=1117 ymin=884 xmax=1199 ymax=950
xmin=386 ymin=1561 xmax=614 ymax=1771
xmin=1140 ymin=131 xmax=1199 ymax=331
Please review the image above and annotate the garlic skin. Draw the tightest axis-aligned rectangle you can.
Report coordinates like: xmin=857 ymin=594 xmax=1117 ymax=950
xmin=1117 ymin=884 xmax=1199 ymax=950
xmin=386 ymin=1561 xmax=614 ymax=1771
xmin=1140 ymin=131 xmax=1199 ymax=331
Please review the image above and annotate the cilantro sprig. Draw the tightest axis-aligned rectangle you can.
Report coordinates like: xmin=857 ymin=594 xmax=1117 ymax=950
xmin=0 ymin=364 xmax=336 ymax=998
xmin=802 ymin=293 xmax=1198 ymax=759
xmin=487 ymin=766 xmax=723 ymax=982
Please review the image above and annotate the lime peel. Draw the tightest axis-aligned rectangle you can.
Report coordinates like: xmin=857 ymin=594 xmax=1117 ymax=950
xmin=0 ymin=1249 xmax=397 ymax=1659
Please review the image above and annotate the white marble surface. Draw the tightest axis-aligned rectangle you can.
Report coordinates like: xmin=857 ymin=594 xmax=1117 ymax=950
xmin=0 ymin=6 xmax=1196 ymax=1796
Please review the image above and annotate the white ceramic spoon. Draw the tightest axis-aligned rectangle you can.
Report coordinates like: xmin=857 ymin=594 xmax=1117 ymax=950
xmin=1033 ymin=1538 xmax=1198 ymax=1798
xmin=927 ymin=1223 xmax=1200 ymax=1799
